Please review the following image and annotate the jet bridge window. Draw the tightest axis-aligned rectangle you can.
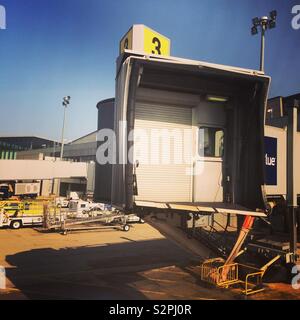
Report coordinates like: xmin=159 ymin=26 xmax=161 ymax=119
xmin=198 ymin=127 xmax=224 ymax=158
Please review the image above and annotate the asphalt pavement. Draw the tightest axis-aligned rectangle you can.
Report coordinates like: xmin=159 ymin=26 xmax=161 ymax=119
xmin=0 ymin=223 xmax=236 ymax=300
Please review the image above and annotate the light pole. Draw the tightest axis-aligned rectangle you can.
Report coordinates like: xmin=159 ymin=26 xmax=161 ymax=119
xmin=55 ymin=96 xmax=71 ymax=196
xmin=251 ymin=10 xmax=277 ymax=72
xmin=60 ymin=96 xmax=71 ymax=160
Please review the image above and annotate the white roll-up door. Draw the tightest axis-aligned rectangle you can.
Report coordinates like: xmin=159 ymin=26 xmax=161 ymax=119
xmin=134 ymin=102 xmax=193 ymax=202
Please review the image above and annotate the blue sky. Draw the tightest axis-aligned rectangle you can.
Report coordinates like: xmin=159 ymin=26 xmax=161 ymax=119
xmin=0 ymin=0 xmax=299 ymax=141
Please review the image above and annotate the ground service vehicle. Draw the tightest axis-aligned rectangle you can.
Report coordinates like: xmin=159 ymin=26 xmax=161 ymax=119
xmin=55 ymin=197 xmax=69 ymax=208
xmin=68 ymin=200 xmax=106 ymax=217
xmin=0 ymin=212 xmax=43 ymax=229
xmin=0 ymin=182 xmax=40 ymax=200
xmin=0 ymin=201 xmax=44 ymax=229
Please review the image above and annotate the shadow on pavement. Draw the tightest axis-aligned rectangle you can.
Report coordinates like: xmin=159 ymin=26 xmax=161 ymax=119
xmin=5 ymin=238 xmax=194 ymax=300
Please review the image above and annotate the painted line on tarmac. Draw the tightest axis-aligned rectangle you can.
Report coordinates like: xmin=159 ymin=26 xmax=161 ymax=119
xmin=149 ymin=268 xmax=189 ymax=276
xmin=143 ymin=277 xmax=177 ymax=283
xmin=138 ymin=289 xmax=168 ymax=296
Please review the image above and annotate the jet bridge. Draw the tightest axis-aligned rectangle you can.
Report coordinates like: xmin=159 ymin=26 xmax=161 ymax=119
xmin=0 ymin=159 xmax=88 ymax=180
xmin=112 ymin=50 xmax=270 ymax=219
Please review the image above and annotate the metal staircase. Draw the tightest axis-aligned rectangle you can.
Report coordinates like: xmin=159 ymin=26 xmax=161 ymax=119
xmin=187 ymin=214 xmax=237 ymax=257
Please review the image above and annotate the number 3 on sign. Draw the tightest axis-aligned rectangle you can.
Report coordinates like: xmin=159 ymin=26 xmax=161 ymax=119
xmin=144 ymin=27 xmax=170 ymax=56
xmin=152 ymin=37 xmax=161 ymax=55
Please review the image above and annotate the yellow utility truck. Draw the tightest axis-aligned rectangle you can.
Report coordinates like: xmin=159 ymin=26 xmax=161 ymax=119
xmin=0 ymin=200 xmax=44 ymax=229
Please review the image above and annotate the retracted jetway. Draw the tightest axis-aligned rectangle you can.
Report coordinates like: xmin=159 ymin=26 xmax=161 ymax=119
xmin=111 ymin=51 xmax=270 ymax=218
xmin=0 ymin=159 xmax=88 ymax=180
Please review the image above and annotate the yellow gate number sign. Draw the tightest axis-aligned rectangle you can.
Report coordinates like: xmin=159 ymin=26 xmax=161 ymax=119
xmin=120 ymin=25 xmax=171 ymax=57
xmin=120 ymin=28 xmax=133 ymax=53
xmin=144 ymin=26 xmax=170 ymax=56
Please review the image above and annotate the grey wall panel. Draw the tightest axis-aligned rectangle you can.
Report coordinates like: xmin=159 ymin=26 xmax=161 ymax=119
xmin=94 ymin=99 xmax=115 ymax=202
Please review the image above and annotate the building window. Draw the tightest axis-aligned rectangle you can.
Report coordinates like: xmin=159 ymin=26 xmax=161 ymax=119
xmin=198 ymin=127 xmax=224 ymax=158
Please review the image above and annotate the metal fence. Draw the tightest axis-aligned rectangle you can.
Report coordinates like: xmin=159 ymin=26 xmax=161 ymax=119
xmin=200 ymin=257 xmax=265 ymax=296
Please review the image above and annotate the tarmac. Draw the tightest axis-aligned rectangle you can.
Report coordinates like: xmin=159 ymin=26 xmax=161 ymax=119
xmin=0 ymin=221 xmax=237 ymax=300
xmin=0 ymin=219 xmax=299 ymax=300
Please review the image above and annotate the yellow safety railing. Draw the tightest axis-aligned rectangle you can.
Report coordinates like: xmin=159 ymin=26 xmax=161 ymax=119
xmin=244 ymin=270 xmax=264 ymax=295
xmin=200 ymin=258 xmax=265 ymax=296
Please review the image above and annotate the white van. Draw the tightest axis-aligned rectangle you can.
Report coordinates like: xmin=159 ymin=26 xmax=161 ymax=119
xmin=68 ymin=200 xmax=104 ymax=218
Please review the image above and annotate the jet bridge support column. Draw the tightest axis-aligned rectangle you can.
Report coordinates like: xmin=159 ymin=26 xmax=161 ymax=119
xmin=287 ymin=100 xmax=299 ymax=264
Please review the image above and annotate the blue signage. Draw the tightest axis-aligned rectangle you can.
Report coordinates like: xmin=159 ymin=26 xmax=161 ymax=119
xmin=264 ymin=136 xmax=277 ymax=186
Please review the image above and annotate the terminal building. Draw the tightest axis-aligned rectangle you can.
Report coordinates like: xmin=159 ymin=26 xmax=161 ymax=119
xmin=0 ymin=136 xmax=58 ymax=160
xmin=266 ymin=93 xmax=300 ymax=130
xmin=0 ymin=133 xmax=97 ymax=197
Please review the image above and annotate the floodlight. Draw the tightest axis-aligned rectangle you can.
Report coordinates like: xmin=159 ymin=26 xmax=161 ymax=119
xmin=269 ymin=20 xmax=276 ymax=29
xmin=60 ymin=96 xmax=72 ymax=160
xmin=251 ymin=26 xmax=258 ymax=35
xmin=63 ymin=96 xmax=71 ymax=103
xmin=250 ymin=10 xmax=277 ymax=72
xmin=270 ymin=10 xmax=277 ymax=20
xmin=261 ymin=16 xmax=269 ymax=25
xmin=252 ymin=17 xmax=260 ymax=26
